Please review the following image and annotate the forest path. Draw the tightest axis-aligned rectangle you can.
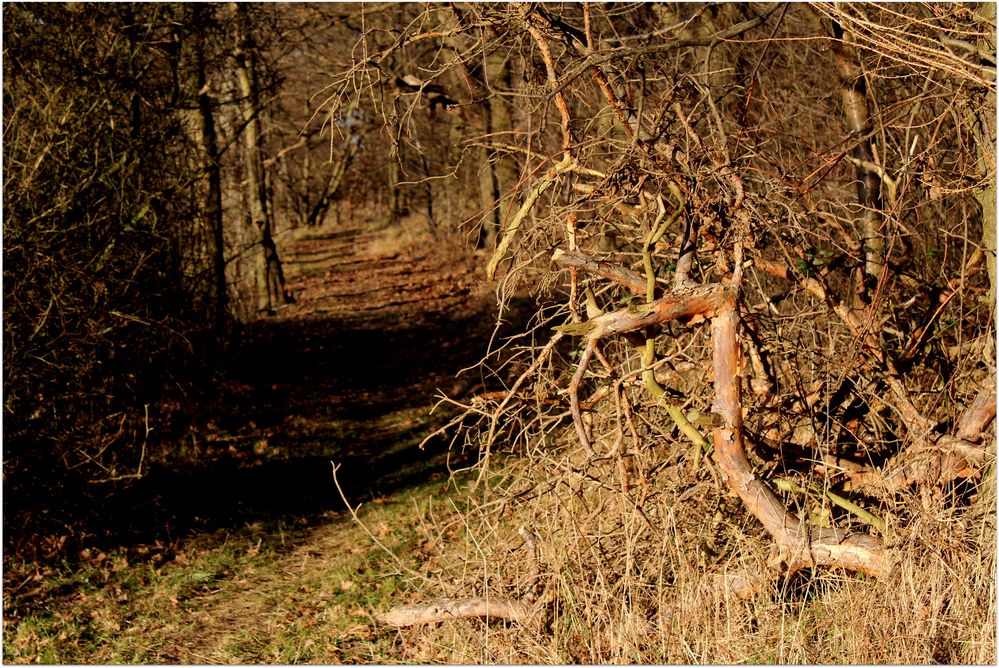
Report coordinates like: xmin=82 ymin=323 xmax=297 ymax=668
xmin=162 ymin=217 xmax=498 ymax=535
xmin=3 ymin=219 xmax=506 ymax=663
xmin=133 ymin=220 xmax=503 ymax=662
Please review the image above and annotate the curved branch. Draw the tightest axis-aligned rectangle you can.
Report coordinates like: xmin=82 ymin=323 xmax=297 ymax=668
xmin=711 ymin=297 xmax=894 ymax=577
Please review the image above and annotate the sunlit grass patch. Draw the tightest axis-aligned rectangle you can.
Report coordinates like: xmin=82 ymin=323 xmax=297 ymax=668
xmin=3 ymin=475 xmax=452 ymax=663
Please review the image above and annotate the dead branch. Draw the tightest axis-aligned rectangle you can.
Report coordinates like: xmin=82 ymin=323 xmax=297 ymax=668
xmin=560 ymin=247 xmax=895 ymax=576
xmin=523 ymin=4 xmax=637 ymax=140
xmin=552 ymin=248 xmax=647 ymax=295
xmin=569 ymin=338 xmax=598 ymax=457
xmin=710 ymin=296 xmax=894 ymax=577
xmin=518 ymin=5 xmax=573 ymax=157
xmin=956 ymin=383 xmax=998 ymax=444
xmin=556 ymin=283 xmax=736 ymax=340
xmin=548 ymin=6 xmax=781 ymax=100
xmin=378 ymin=596 xmax=534 ymax=627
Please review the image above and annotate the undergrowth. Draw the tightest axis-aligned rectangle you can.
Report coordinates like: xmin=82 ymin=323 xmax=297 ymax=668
xmin=379 ymin=445 xmax=995 ymax=664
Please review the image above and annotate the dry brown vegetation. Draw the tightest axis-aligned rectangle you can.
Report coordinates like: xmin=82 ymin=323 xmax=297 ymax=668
xmin=3 ymin=2 xmax=996 ymax=663
xmin=322 ymin=3 xmax=997 ymax=662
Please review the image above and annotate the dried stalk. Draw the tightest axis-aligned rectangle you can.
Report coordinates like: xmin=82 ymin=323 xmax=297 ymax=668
xmin=487 ymin=154 xmax=577 ymax=281
xmin=477 ymin=331 xmax=566 ymax=486
xmin=569 ymin=338 xmax=598 ymax=457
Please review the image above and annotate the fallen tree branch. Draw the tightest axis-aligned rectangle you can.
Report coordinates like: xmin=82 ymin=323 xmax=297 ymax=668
xmin=378 ymin=596 xmax=534 ymax=627
xmin=555 ymin=282 xmax=735 ymax=339
xmin=378 ymin=526 xmax=550 ymax=629
xmin=554 ymin=247 xmax=894 ymax=575
xmin=552 ymin=248 xmax=647 ymax=295
xmin=710 ymin=296 xmax=894 ymax=577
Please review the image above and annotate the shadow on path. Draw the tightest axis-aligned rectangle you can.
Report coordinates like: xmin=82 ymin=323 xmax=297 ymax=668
xmin=5 ymin=229 xmax=511 ymax=558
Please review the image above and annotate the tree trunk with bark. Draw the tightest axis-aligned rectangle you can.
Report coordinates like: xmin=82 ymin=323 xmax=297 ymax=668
xmin=828 ymin=20 xmax=885 ymax=293
xmin=193 ymin=10 xmax=228 ymax=330
xmin=232 ymin=3 xmax=291 ymax=313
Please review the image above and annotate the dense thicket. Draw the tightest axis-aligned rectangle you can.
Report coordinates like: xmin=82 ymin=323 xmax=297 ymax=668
xmin=321 ymin=3 xmax=996 ymax=498
xmin=2 ymin=3 xmax=405 ymax=503
xmin=4 ymin=0 xmax=995 ymax=603
xmin=2 ymin=2 xmax=996 ymax=660
xmin=3 ymin=5 xmax=217 ymax=491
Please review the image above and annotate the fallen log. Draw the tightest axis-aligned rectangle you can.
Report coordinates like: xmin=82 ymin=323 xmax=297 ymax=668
xmin=378 ymin=596 xmax=534 ymax=628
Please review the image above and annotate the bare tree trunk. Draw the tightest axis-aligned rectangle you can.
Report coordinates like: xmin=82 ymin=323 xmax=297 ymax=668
xmin=829 ymin=21 xmax=885 ymax=292
xmin=976 ymin=2 xmax=997 ymax=301
xmin=193 ymin=14 xmax=228 ymax=330
xmin=484 ymin=41 xmax=517 ymax=249
xmin=175 ymin=6 xmax=228 ymax=329
xmin=443 ymin=9 xmax=503 ymax=249
xmin=232 ymin=3 xmax=291 ymax=313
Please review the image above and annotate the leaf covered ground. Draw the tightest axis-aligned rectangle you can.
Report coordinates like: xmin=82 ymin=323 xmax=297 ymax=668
xmin=3 ymin=218 xmax=503 ymax=663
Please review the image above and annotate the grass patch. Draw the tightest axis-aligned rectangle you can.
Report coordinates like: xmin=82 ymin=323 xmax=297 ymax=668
xmin=367 ymin=446 xmax=997 ymax=664
xmin=3 ymin=474 xmax=458 ymax=664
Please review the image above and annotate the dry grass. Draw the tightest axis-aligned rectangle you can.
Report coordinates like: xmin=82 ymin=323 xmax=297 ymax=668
xmin=381 ymin=440 xmax=995 ymax=664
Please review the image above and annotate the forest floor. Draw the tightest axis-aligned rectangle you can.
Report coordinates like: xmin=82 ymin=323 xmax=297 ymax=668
xmin=5 ymin=217 xmax=994 ymax=664
xmin=3 ymin=218 xmax=509 ymax=663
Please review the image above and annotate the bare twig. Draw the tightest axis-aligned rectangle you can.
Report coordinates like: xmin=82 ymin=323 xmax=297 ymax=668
xmin=569 ymin=338 xmax=598 ymax=457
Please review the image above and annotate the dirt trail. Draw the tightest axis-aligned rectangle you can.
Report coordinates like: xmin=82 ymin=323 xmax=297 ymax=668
xmin=4 ymin=219 xmax=509 ymax=663
xmin=154 ymin=220 xmax=497 ymax=531
xmin=30 ymin=219 xmax=500 ymax=557
xmin=126 ymin=221 xmax=501 ymax=661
